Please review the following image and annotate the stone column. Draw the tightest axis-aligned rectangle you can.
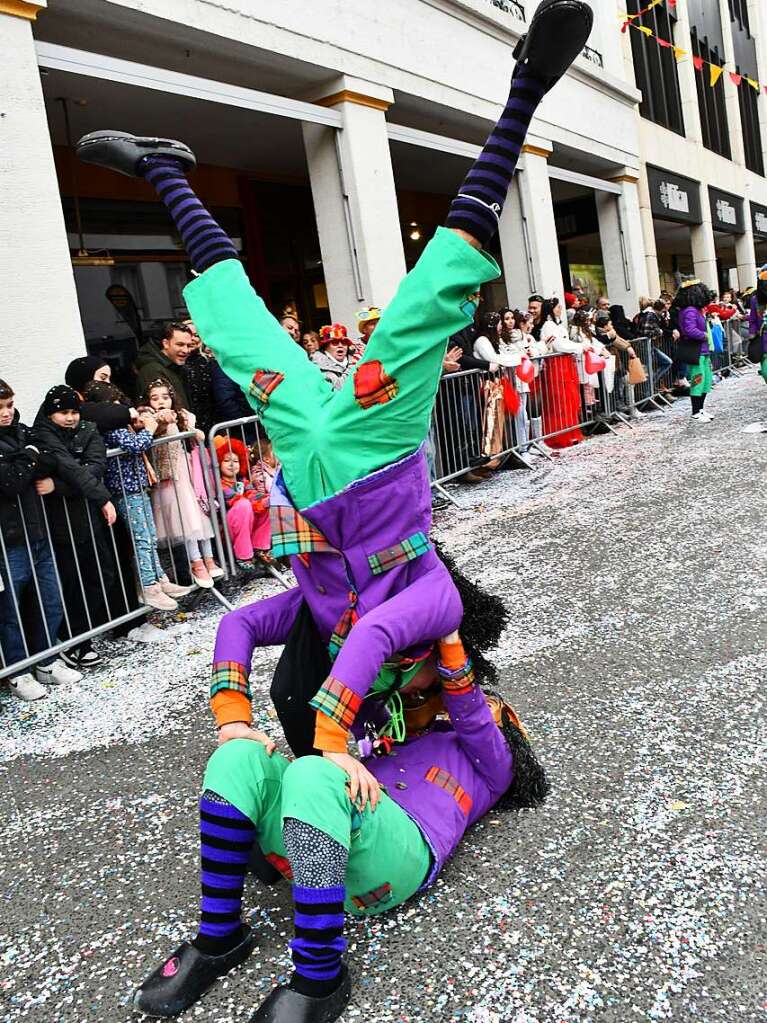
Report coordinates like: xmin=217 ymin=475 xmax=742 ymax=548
xmin=498 ymin=142 xmax=563 ymax=303
xmin=598 ymin=172 xmax=650 ymax=309
xmin=637 ymin=167 xmax=661 ymax=297
xmin=302 ymin=76 xmax=405 ymax=330
xmin=735 ymin=223 xmax=757 ymax=293
xmin=0 ymin=0 xmax=86 ymax=417
xmin=691 ymin=217 xmax=719 ymax=291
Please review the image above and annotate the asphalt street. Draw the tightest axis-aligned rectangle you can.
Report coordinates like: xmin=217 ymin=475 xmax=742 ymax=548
xmin=2 ymin=371 xmax=766 ymax=1023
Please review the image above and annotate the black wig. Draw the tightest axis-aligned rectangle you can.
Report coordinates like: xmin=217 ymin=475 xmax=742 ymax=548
xmin=672 ymin=280 xmax=713 ymax=311
xmin=433 ymin=538 xmax=509 ymax=686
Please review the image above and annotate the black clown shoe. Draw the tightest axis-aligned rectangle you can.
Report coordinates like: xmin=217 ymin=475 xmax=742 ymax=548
xmin=513 ymin=0 xmax=594 ymax=92
xmin=249 ymin=967 xmax=351 ymax=1023
xmin=76 ymin=130 xmax=196 ymax=178
xmin=133 ymin=926 xmax=256 ymax=1017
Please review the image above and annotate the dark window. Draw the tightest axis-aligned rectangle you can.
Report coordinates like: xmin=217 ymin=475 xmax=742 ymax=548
xmin=627 ymin=0 xmax=684 ymax=135
xmin=737 ymin=70 xmax=764 ymax=175
xmin=728 ymin=0 xmax=751 ymax=36
xmin=690 ymin=28 xmax=731 ymax=159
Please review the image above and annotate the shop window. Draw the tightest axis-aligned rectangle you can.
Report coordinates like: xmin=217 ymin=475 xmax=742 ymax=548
xmin=690 ymin=28 xmax=731 ymax=159
xmin=627 ymin=0 xmax=684 ymax=135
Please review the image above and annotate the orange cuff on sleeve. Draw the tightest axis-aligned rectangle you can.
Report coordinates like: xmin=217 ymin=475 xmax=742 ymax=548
xmin=314 ymin=712 xmax=350 ymax=753
xmin=438 ymin=637 xmax=468 ymax=671
xmin=211 ymin=690 xmax=252 ymax=729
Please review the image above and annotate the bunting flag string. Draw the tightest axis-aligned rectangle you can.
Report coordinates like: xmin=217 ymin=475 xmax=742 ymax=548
xmin=618 ymin=1 xmax=766 ymax=96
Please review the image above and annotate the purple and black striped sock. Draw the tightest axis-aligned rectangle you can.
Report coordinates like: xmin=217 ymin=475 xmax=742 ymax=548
xmin=446 ymin=66 xmax=548 ymax=247
xmin=192 ymin=791 xmax=255 ymax=957
xmin=140 ymin=158 xmax=239 ymax=274
xmin=289 ymin=883 xmax=347 ymax=996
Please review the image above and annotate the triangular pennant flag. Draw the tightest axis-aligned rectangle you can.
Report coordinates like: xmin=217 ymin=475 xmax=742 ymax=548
xmin=637 ymin=25 xmax=653 ymax=36
xmin=746 ymin=77 xmax=760 ymax=92
xmin=673 ymin=47 xmax=687 ymax=62
xmin=710 ymin=64 xmax=724 ymax=87
xmin=693 ymin=55 xmax=704 ymax=71
xmin=621 ymin=19 xmax=629 ymax=32
xmin=657 ymin=36 xmax=673 ymax=48
xmin=729 ymin=72 xmax=742 ymax=86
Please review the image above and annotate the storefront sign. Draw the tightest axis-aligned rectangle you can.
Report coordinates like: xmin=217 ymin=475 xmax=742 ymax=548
xmin=751 ymin=201 xmax=767 ymax=240
xmin=708 ymin=186 xmax=744 ymax=234
xmin=647 ymin=165 xmax=702 ymax=225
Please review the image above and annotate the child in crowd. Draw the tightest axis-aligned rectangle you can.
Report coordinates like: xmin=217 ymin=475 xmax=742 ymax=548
xmin=311 ymin=324 xmax=353 ymax=390
xmin=249 ymin=435 xmax=279 ymax=495
xmin=500 ymin=307 xmax=549 ymax=453
xmin=0 ymin=380 xmax=81 ymax=700
xmin=143 ymin=380 xmax=222 ymax=589
xmin=214 ymin=436 xmax=274 ymax=573
xmin=85 ymin=381 xmax=190 ymax=611
xmin=568 ymin=308 xmax=612 ymax=409
xmin=300 ymin=331 xmax=320 ymax=357
xmin=32 ymin=386 xmax=119 ymax=670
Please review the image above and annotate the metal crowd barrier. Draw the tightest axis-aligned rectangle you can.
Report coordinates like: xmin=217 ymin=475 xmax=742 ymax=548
xmin=207 ymin=416 xmax=291 ymax=591
xmin=0 ymin=428 xmax=237 ymax=683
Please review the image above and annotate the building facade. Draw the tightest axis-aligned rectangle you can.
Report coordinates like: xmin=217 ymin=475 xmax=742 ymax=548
xmin=0 ymin=0 xmax=763 ymax=414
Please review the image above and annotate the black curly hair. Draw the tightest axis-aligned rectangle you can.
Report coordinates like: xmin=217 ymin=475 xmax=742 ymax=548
xmin=433 ymin=540 xmax=550 ymax=812
xmin=432 ymin=538 xmax=509 ymax=685
xmin=672 ymin=280 xmax=713 ymax=310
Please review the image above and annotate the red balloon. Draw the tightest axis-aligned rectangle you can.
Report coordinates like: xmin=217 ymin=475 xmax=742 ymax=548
xmin=516 ymin=357 xmax=535 ymax=385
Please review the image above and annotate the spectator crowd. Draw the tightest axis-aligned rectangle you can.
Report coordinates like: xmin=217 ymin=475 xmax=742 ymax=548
xmin=0 ymin=282 xmax=756 ymax=701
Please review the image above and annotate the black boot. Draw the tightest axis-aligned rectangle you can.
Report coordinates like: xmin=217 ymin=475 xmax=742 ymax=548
xmin=76 ymin=130 xmax=196 ymax=178
xmin=133 ymin=926 xmax=256 ymax=1017
xmin=249 ymin=966 xmax=351 ymax=1023
xmin=513 ymin=0 xmax=594 ymax=92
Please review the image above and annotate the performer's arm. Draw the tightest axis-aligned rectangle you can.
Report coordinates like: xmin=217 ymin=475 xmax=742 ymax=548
xmin=211 ymin=587 xmax=303 ymax=728
xmin=436 ymin=633 xmax=514 ymax=795
xmin=310 ymin=566 xmax=463 ymax=751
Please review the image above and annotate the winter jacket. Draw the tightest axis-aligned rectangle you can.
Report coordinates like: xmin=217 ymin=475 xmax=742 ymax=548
xmin=311 ymin=350 xmax=352 ymax=391
xmin=450 ymin=325 xmax=494 ymax=372
xmin=31 ymin=412 xmax=111 ymax=544
xmin=185 ymin=351 xmax=214 ymax=436
xmin=211 ymin=360 xmax=256 ymax=432
xmin=102 ymin=426 xmax=155 ymax=495
xmin=0 ymin=413 xmax=52 ymax=546
xmin=678 ymin=307 xmax=710 ymax=362
xmin=134 ymin=339 xmax=191 ymax=409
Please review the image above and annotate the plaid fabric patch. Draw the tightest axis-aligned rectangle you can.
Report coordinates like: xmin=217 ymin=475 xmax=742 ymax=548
xmin=248 ymin=370 xmax=284 ymax=406
xmin=351 ymin=883 xmax=393 ymax=911
xmin=425 ymin=766 xmax=473 ymax=816
xmin=310 ymin=676 xmax=362 ymax=729
xmin=354 ymin=360 xmax=399 ymax=410
xmin=270 ymin=504 xmax=337 ymax=559
xmin=328 ymin=591 xmax=359 ymax=660
xmin=265 ymin=852 xmax=293 ymax=881
xmin=437 ymin=656 xmax=475 ymax=695
xmin=210 ymin=661 xmax=250 ymax=699
xmin=367 ymin=532 xmax=432 ymax=575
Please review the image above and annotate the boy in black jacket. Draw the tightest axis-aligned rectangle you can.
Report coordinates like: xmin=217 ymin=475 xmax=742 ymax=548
xmin=0 ymin=380 xmax=79 ymax=700
xmin=31 ymin=386 xmax=120 ymax=669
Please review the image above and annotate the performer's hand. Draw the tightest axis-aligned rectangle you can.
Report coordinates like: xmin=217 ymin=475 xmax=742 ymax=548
xmin=218 ymin=721 xmax=276 ymax=755
xmin=323 ymin=751 xmax=381 ymax=812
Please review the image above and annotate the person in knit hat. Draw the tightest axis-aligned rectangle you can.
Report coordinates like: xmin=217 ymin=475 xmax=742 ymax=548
xmin=311 ymin=324 xmax=353 ymax=390
xmin=214 ymin=436 xmax=274 ymax=573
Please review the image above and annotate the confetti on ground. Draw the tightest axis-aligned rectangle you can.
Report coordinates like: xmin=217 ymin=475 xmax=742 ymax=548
xmin=1 ymin=372 xmax=766 ymax=1022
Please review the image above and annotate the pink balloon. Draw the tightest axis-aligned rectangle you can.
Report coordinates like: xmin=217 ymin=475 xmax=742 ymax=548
xmin=584 ymin=348 xmax=607 ymax=375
